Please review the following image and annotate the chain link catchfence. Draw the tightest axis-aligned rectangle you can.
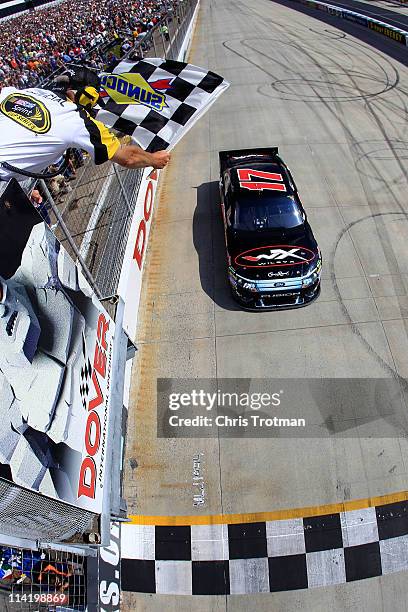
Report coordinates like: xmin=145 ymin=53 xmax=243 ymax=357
xmin=0 ymin=546 xmax=86 ymax=611
xmin=34 ymin=0 xmax=198 ymax=305
xmin=31 ymin=148 xmax=143 ymax=302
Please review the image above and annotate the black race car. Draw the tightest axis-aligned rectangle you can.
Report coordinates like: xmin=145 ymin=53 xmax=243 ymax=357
xmin=219 ymin=147 xmax=321 ymax=310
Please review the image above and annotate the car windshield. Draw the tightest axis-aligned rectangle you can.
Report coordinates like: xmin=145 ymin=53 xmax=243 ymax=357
xmin=232 ymin=195 xmax=304 ymax=231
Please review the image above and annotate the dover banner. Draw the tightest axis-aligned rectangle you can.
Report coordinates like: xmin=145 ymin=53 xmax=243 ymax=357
xmin=0 ymin=179 xmax=115 ymax=514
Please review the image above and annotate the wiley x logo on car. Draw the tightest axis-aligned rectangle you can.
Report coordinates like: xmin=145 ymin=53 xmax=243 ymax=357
xmin=235 ymin=246 xmax=315 ymax=268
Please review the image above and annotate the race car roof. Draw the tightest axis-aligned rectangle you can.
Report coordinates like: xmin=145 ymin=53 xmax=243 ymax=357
xmin=229 ymin=162 xmax=293 ymax=195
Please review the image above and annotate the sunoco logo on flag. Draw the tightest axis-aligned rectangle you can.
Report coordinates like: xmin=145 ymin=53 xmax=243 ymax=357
xmin=99 ymin=72 xmax=173 ymax=111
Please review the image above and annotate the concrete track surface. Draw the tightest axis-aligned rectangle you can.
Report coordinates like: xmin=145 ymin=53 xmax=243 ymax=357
xmin=123 ymin=0 xmax=408 ymax=608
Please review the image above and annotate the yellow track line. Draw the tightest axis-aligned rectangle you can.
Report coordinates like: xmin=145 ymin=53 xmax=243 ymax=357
xmin=127 ymin=490 xmax=408 ymax=525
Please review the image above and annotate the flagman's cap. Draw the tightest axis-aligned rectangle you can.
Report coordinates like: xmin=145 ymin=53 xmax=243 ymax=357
xmin=50 ymin=64 xmax=100 ymax=95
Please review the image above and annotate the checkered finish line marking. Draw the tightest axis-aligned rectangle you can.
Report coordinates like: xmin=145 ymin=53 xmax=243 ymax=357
xmin=121 ymin=493 xmax=408 ymax=594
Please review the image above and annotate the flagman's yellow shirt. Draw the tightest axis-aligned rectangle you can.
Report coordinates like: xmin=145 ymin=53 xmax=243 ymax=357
xmin=0 ymin=87 xmax=120 ymax=181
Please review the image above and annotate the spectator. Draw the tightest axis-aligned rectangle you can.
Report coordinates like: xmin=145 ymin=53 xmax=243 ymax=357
xmin=29 ymin=187 xmax=52 ymax=224
xmin=0 ymin=68 xmax=171 ymax=182
xmin=160 ymin=23 xmax=170 ymax=41
xmin=47 ymin=167 xmax=72 ymax=200
xmin=0 ymin=0 xmax=177 ymax=89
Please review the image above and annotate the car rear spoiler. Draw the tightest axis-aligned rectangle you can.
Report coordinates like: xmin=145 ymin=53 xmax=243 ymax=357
xmin=219 ymin=147 xmax=279 ymax=172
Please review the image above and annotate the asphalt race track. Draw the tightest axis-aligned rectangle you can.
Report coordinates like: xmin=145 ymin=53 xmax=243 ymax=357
xmin=123 ymin=0 xmax=408 ymax=608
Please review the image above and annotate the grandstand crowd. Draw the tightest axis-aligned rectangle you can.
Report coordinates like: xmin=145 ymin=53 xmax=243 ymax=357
xmin=0 ymin=0 xmax=171 ymax=88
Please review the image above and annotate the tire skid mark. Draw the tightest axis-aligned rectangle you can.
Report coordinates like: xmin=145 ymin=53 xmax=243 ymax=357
xmin=221 ymin=0 xmax=408 ymax=380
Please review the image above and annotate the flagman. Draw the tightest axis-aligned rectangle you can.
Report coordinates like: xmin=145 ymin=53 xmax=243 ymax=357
xmin=0 ymin=65 xmax=170 ymax=182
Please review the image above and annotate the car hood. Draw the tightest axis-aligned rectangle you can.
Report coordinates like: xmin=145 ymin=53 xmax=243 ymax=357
xmin=227 ymin=226 xmax=319 ymax=281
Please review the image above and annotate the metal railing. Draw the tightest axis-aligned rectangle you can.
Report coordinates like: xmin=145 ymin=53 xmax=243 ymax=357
xmin=34 ymin=0 xmax=197 ymax=303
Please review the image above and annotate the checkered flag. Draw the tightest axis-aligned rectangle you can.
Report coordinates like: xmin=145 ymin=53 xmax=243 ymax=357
xmin=96 ymin=58 xmax=229 ymax=152
xmin=80 ymin=360 xmax=92 ymax=409
xmin=79 ymin=333 xmax=92 ymax=410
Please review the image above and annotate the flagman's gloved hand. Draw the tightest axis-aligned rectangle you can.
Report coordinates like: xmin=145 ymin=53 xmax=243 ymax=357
xmin=112 ymin=144 xmax=170 ymax=170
